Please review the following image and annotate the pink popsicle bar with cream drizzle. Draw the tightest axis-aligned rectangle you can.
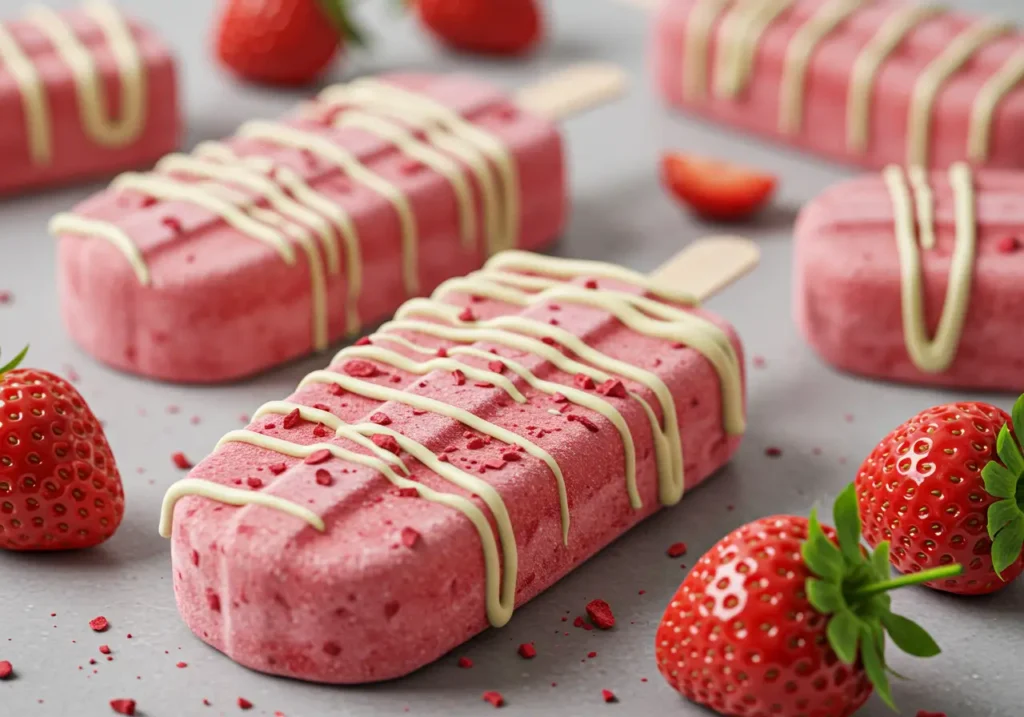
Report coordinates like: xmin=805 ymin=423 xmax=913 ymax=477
xmin=795 ymin=162 xmax=1024 ymax=389
xmin=50 ymin=65 xmax=625 ymax=383
xmin=652 ymin=0 xmax=1024 ymax=169
xmin=158 ymin=240 xmax=756 ymax=683
xmin=0 ymin=1 xmax=178 ymax=194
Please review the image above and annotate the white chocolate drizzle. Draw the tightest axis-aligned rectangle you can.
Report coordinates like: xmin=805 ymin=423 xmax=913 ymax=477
xmin=883 ymin=162 xmax=977 ymax=373
xmin=968 ymin=48 xmax=1024 ymax=162
xmin=714 ymin=0 xmax=796 ymax=99
xmin=159 ymin=252 xmax=745 ymax=627
xmin=0 ymin=1 xmax=146 ymax=165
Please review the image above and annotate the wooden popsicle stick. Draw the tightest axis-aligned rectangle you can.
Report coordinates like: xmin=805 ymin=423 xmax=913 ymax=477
xmin=649 ymin=235 xmax=760 ymax=302
xmin=515 ymin=63 xmax=628 ymax=121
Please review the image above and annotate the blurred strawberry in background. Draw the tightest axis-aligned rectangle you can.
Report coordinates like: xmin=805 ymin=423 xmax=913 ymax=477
xmin=215 ymin=0 xmax=363 ymax=86
xmin=413 ymin=0 xmax=543 ymax=56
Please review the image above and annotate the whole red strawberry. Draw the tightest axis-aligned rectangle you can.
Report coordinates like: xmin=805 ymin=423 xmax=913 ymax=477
xmin=0 ymin=347 xmax=124 ymax=550
xmin=414 ymin=0 xmax=542 ymax=56
xmin=215 ymin=0 xmax=362 ymax=86
xmin=856 ymin=397 xmax=1024 ymax=595
xmin=656 ymin=486 xmax=959 ymax=717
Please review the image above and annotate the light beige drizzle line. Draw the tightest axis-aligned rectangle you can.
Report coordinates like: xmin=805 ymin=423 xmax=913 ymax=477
xmin=351 ymin=337 xmax=642 ymax=509
xmin=239 ymin=120 xmax=420 ymax=296
xmin=883 ymin=162 xmax=976 ymax=373
xmin=160 ymin=479 xmax=326 ymax=537
xmin=47 ymin=213 xmax=148 ymax=283
xmin=331 ymin=111 xmax=476 ymax=250
xmin=715 ymin=0 xmax=796 ymax=99
xmin=907 ymin=166 xmax=936 ymax=250
xmin=320 ymin=78 xmax=520 ymax=254
xmin=194 ymin=141 xmax=364 ymax=335
xmin=968 ymin=48 xmax=1024 ymax=162
xmin=779 ymin=0 xmax=865 ymax=135
xmin=25 ymin=1 xmax=146 ymax=148
xmin=906 ymin=20 xmax=1012 ymax=167
xmin=681 ymin=0 xmax=734 ymax=101
xmin=847 ymin=5 xmax=943 ymax=154
xmin=298 ymin=368 xmax=571 ymax=544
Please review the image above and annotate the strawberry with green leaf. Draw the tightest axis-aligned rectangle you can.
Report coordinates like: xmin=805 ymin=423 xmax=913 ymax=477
xmin=655 ymin=485 xmax=960 ymax=717
xmin=856 ymin=397 xmax=1024 ymax=595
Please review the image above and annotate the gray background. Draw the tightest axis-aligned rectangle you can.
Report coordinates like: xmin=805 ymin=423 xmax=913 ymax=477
xmin=1 ymin=0 xmax=1022 ymax=715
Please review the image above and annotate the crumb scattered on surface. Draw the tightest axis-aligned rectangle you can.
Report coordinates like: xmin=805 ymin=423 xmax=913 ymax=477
xmin=666 ymin=542 xmax=687 ymax=558
xmin=764 ymin=446 xmax=782 ymax=457
xmin=89 ymin=617 xmax=109 ymax=633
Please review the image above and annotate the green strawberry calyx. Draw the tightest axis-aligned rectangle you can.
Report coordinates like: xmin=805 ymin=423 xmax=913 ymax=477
xmin=0 ymin=345 xmax=29 ymax=378
xmin=982 ymin=393 xmax=1024 ymax=579
xmin=316 ymin=0 xmax=366 ymax=45
xmin=803 ymin=484 xmax=962 ymax=711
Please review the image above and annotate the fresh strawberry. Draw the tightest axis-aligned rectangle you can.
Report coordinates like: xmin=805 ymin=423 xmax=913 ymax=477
xmin=414 ymin=0 xmax=542 ymax=56
xmin=856 ymin=396 xmax=1024 ymax=595
xmin=214 ymin=0 xmax=362 ymax=86
xmin=660 ymin=153 xmax=777 ymax=221
xmin=0 ymin=347 xmax=124 ymax=551
xmin=655 ymin=486 xmax=959 ymax=717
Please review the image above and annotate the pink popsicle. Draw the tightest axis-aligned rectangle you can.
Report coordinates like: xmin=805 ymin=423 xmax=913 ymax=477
xmin=51 ymin=66 xmax=625 ymax=383
xmin=0 ymin=2 xmax=178 ymax=195
xmin=159 ymin=239 xmax=756 ymax=683
xmin=794 ymin=163 xmax=1024 ymax=389
xmin=652 ymin=0 xmax=1024 ymax=170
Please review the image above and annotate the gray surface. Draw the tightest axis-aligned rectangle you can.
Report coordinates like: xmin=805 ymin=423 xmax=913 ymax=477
xmin=1 ymin=0 xmax=1022 ymax=715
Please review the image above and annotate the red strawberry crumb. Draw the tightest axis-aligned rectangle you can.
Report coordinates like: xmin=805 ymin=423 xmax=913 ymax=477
xmin=765 ymin=446 xmax=782 ymax=458
xmin=916 ymin=712 xmax=947 ymax=717
xmin=246 ymin=477 xmax=263 ymax=489
xmin=438 ymin=454 xmax=449 ymax=463
xmin=586 ymin=600 xmax=615 ymax=629
xmin=752 ymin=355 xmax=766 ymax=368
xmin=541 ymin=336 xmax=556 ymax=345
xmin=370 ymin=412 xmax=392 ymax=426
xmin=355 ymin=336 xmax=372 ymax=346
xmin=162 ymin=216 xmax=183 ymax=234
xmin=99 ymin=645 xmax=111 ymax=655
xmin=452 ymin=369 xmax=466 ymax=386
xmin=176 ymin=662 xmax=187 ymax=668
xmin=0 ymin=661 xmax=11 ymax=679
xmin=90 ymin=617 xmax=109 ymax=632
xmin=166 ymin=404 xmax=180 ymax=415
xmin=474 ymin=381 xmax=493 ymax=388
xmin=667 ymin=542 xmax=688 ymax=558
xmin=109 ymin=699 xmax=136 ymax=715
xmin=517 ymin=643 xmax=537 ymax=659
xmin=203 ymin=699 xmax=211 ymax=706
xmin=394 ymin=487 xmax=419 ymax=498
xmin=401 ymin=527 xmax=421 ymax=548
xmin=573 ymin=616 xmax=593 ymax=631
xmin=467 ymin=437 xmax=485 ymax=450
xmin=171 ymin=452 xmax=193 ymax=470
xmin=269 ymin=462 xmax=287 ymax=475
xmin=997 ymin=235 xmax=1021 ymax=253
xmin=313 ymin=423 xmax=329 ymax=437
xmin=470 ymin=295 xmax=484 ymax=303
xmin=638 ymin=590 xmax=646 ymax=595
xmin=283 ymin=408 xmax=302 ymax=429
xmin=0 ymin=291 xmax=12 ymax=305
xmin=238 ymin=697 xmax=253 ymax=710
xmin=482 ymin=691 xmax=505 ymax=708
xmin=588 ymin=651 xmax=598 ymax=658
xmin=601 ymin=689 xmax=617 ymax=703
xmin=458 ymin=307 xmax=476 ymax=322
xmin=372 ymin=435 xmax=401 ymax=454
xmin=488 ymin=360 xmax=505 ymax=373
xmin=502 ymin=451 xmax=521 ymax=462
xmin=568 ymin=414 xmax=600 ymax=433
xmin=549 ymin=393 xmax=568 ymax=405
xmin=597 ymin=379 xmax=627 ymax=398
xmin=574 ymin=373 xmax=595 ymax=390
xmin=584 ymin=279 xmax=598 ymax=289
xmin=343 ymin=359 xmax=379 ymax=378
xmin=457 ymin=656 xmax=473 ymax=668
xmin=305 ymin=449 xmax=332 ymax=465
xmin=484 ymin=460 xmax=506 ymax=470
xmin=315 ymin=469 xmax=333 ymax=487
xmin=329 ymin=384 xmax=346 ymax=396
xmin=435 ymin=347 xmax=448 ymax=357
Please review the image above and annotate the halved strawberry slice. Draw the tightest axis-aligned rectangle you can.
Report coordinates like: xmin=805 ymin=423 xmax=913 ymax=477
xmin=660 ymin=153 xmax=777 ymax=221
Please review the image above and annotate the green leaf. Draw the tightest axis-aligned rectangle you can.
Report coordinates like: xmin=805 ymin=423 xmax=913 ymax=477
xmin=316 ymin=0 xmax=367 ymax=45
xmin=826 ymin=610 xmax=860 ymax=665
xmin=991 ymin=515 xmax=1024 ymax=579
xmin=802 ymin=509 xmax=844 ymax=582
xmin=982 ymin=461 xmax=1019 ymax=499
xmin=870 ymin=541 xmax=892 ymax=581
xmin=1012 ymin=394 xmax=1024 ymax=448
xmin=881 ymin=612 xmax=941 ymax=658
xmin=833 ymin=483 xmax=863 ymax=564
xmin=988 ymin=498 xmax=1023 ymax=540
xmin=861 ymin=624 xmax=896 ymax=710
xmin=0 ymin=345 xmax=28 ymax=375
xmin=806 ymin=578 xmax=845 ymax=615
xmin=996 ymin=425 xmax=1024 ymax=476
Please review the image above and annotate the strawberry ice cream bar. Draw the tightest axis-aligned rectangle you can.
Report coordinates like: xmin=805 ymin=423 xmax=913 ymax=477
xmin=795 ymin=162 xmax=1024 ymax=389
xmin=0 ymin=1 xmax=178 ymax=195
xmin=653 ymin=0 xmax=1024 ymax=169
xmin=158 ymin=241 xmax=755 ymax=683
xmin=49 ymin=64 xmax=625 ymax=383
